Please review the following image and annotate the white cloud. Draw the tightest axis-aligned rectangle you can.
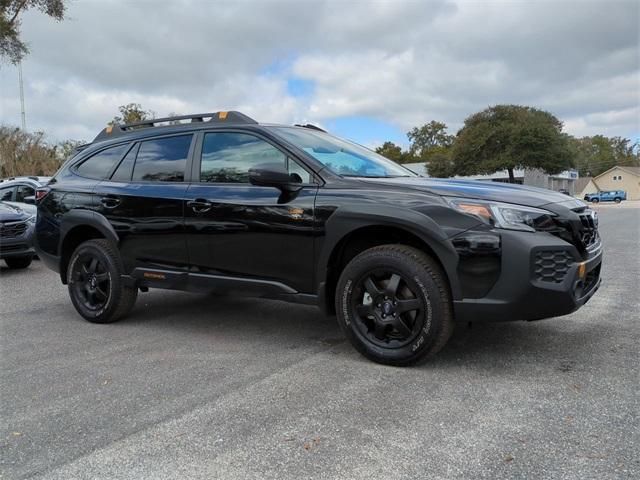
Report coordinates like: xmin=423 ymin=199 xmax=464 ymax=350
xmin=0 ymin=0 xmax=637 ymax=143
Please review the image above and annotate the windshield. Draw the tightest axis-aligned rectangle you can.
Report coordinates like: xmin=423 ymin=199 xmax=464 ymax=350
xmin=272 ymin=127 xmax=415 ymax=178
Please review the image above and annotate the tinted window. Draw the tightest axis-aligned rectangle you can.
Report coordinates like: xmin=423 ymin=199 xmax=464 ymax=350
xmin=0 ymin=186 xmax=14 ymax=201
xmin=15 ymin=184 xmax=35 ymax=202
xmin=110 ymin=144 xmax=138 ymax=182
xmin=76 ymin=144 xmax=129 ymax=179
xmin=132 ymin=135 xmax=192 ymax=182
xmin=201 ymin=132 xmax=309 ymax=183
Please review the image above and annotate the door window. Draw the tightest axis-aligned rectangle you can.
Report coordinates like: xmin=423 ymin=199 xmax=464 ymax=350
xmin=0 ymin=186 xmax=14 ymax=201
xmin=15 ymin=184 xmax=35 ymax=202
xmin=76 ymin=143 xmax=130 ymax=179
xmin=200 ymin=132 xmax=311 ymax=183
xmin=132 ymin=135 xmax=192 ymax=182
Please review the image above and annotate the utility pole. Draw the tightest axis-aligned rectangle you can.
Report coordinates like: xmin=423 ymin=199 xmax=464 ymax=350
xmin=18 ymin=60 xmax=26 ymax=130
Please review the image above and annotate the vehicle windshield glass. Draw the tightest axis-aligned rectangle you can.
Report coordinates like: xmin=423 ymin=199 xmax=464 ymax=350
xmin=272 ymin=127 xmax=415 ymax=178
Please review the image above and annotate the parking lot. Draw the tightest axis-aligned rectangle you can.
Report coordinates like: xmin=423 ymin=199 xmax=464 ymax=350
xmin=1 ymin=206 xmax=638 ymax=480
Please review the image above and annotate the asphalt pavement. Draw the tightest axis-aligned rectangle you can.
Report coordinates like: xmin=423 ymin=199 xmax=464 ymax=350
xmin=1 ymin=206 xmax=638 ymax=479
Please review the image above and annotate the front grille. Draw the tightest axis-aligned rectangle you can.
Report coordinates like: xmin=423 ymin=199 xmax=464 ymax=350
xmin=578 ymin=213 xmax=599 ymax=249
xmin=533 ymin=250 xmax=574 ymax=283
xmin=548 ymin=208 xmax=600 ymax=253
xmin=0 ymin=221 xmax=27 ymax=239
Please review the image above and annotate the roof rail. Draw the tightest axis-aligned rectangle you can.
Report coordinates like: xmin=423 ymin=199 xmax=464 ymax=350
xmin=93 ymin=111 xmax=258 ymax=143
xmin=294 ymin=123 xmax=327 ymax=133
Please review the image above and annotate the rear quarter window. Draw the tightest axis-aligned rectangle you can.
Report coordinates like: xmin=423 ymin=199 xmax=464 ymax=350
xmin=75 ymin=144 xmax=130 ymax=180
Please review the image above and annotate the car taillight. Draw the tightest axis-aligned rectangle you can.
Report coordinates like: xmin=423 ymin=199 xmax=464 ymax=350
xmin=35 ymin=187 xmax=50 ymax=202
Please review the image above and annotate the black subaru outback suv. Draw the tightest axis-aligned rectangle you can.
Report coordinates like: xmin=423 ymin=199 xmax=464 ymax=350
xmin=35 ymin=111 xmax=602 ymax=365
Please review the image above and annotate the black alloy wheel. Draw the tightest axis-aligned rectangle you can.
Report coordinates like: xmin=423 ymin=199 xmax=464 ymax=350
xmin=70 ymin=253 xmax=111 ymax=311
xmin=352 ymin=269 xmax=425 ymax=348
xmin=336 ymin=244 xmax=454 ymax=366
xmin=67 ymin=239 xmax=137 ymax=323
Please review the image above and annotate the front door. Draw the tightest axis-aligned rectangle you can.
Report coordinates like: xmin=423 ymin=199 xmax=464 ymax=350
xmin=185 ymin=131 xmax=317 ymax=293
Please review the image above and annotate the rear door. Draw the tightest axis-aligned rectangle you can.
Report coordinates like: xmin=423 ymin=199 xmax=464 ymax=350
xmin=184 ymin=130 xmax=318 ymax=293
xmin=96 ymin=134 xmax=194 ymax=273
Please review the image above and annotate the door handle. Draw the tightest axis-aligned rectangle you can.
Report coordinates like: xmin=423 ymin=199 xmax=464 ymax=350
xmin=187 ymin=199 xmax=212 ymax=213
xmin=100 ymin=196 xmax=121 ymax=208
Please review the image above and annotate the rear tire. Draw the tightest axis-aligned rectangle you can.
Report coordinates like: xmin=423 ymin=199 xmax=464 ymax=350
xmin=335 ymin=244 xmax=454 ymax=366
xmin=614 ymin=198 xmax=621 ymax=203
xmin=591 ymin=198 xmax=599 ymax=203
xmin=67 ymin=239 xmax=137 ymax=324
xmin=5 ymin=256 xmax=33 ymax=269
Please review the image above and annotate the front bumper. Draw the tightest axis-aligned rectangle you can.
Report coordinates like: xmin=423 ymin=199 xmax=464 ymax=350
xmin=0 ymin=224 xmax=35 ymax=259
xmin=453 ymin=229 xmax=602 ymax=323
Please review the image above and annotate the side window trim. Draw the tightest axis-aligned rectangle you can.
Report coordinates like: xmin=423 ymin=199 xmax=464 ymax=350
xmin=130 ymin=133 xmax=195 ymax=184
xmin=194 ymin=129 xmax=318 ymax=186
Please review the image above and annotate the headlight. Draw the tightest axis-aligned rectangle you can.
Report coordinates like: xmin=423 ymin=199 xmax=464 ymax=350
xmin=447 ymin=198 xmax=557 ymax=232
xmin=26 ymin=215 xmax=36 ymax=224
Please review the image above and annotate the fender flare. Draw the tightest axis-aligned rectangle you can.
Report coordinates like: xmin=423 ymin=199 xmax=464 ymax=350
xmin=315 ymin=205 xmax=460 ymax=298
xmin=58 ymin=209 xmax=119 ymax=256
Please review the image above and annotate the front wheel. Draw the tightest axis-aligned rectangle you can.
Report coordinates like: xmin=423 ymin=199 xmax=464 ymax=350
xmin=335 ymin=245 xmax=454 ymax=366
xmin=67 ymin=239 xmax=137 ymax=324
xmin=591 ymin=198 xmax=599 ymax=203
xmin=4 ymin=256 xmax=33 ymax=269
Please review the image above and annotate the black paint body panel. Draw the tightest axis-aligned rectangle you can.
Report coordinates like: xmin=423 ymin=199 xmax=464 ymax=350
xmin=35 ymin=121 xmax=603 ymax=323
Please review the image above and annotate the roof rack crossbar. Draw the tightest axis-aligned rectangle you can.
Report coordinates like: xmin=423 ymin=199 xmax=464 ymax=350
xmin=92 ymin=111 xmax=258 ymax=143
xmin=121 ymin=113 xmax=219 ymax=129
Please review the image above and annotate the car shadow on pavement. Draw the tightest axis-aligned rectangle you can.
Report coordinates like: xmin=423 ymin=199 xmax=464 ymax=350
xmin=116 ymin=290 xmax=603 ymax=370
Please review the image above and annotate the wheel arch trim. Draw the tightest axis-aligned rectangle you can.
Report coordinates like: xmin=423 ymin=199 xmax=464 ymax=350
xmin=316 ymin=206 xmax=461 ymax=303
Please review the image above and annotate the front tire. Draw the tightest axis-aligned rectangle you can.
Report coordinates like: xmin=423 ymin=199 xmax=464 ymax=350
xmin=591 ymin=198 xmax=599 ymax=203
xmin=67 ymin=239 xmax=137 ymax=324
xmin=4 ymin=256 xmax=33 ymax=269
xmin=335 ymin=245 xmax=454 ymax=366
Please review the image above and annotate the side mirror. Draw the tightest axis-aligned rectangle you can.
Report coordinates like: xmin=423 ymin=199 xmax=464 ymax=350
xmin=249 ymin=163 xmax=302 ymax=192
xmin=24 ymin=195 xmax=36 ymax=205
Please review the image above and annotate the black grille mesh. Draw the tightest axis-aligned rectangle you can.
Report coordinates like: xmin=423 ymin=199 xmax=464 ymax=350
xmin=534 ymin=250 xmax=574 ymax=283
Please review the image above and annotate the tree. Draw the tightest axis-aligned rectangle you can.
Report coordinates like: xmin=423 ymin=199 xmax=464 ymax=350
xmin=0 ymin=125 xmax=85 ymax=176
xmin=111 ymin=103 xmax=153 ymax=125
xmin=423 ymin=147 xmax=454 ymax=178
xmin=407 ymin=121 xmax=454 ymax=158
xmin=451 ymin=105 xmax=574 ymax=183
xmin=375 ymin=141 xmax=414 ymax=164
xmin=571 ymin=135 xmax=639 ymax=177
xmin=0 ymin=125 xmax=58 ymax=176
xmin=1 ymin=0 xmax=66 ymax=64
xmin=56 ymin=139 xmax=86 ymax=161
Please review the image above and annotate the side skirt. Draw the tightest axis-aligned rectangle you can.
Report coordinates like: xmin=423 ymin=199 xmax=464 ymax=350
xmin=122 ymin=268 xmax=319 ymax=306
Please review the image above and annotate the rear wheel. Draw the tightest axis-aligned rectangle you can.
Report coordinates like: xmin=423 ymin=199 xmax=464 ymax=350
xmin=591 ymin=198 xmax=599 ymax=203
xmin=4 ymin=256 xmax=33 ymax=269
xmin=67 ymin=239 xmax=137 ymax=324
xmin=614 ymin=197 xmax=621 ymax=203
xmin=335 ymin=244 xmax=454 ymax=366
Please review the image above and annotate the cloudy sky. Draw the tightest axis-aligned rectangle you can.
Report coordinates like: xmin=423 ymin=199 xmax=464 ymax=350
xmin=1 ymin=0 xmax=638 ymax=147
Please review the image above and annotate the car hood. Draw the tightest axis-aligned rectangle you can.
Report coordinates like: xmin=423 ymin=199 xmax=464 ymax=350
xmin=0 ymin=201 xmax=30 ymax=222
xmin=358 ymin=177 xmax=577 ymax=208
